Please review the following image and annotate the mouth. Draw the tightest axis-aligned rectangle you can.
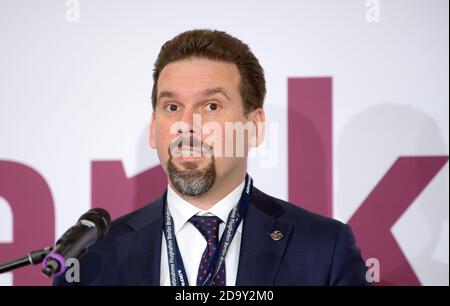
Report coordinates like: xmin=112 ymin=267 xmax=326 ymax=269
xmin=169 ymin=137 xmax=214 ymax=160
xmin=178 ymin=146 xmax=201 ymax=157
xmin=175 ymin=145 xmax=210 ymax=160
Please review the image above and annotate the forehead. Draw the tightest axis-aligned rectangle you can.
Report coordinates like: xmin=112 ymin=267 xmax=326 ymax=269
xmin=157 ymin=57 xmax=241 ymax=98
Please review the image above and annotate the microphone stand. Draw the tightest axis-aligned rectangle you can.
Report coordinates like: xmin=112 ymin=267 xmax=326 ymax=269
xmin=0 ymin=247 xmax=53 ymax=274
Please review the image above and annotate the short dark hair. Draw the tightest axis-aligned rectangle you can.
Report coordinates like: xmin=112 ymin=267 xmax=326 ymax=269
xmin=151 ymin=29 xmax=266 ymax=114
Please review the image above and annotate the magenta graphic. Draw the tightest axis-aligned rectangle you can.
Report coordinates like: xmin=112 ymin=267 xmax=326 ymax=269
xmin=288 ymin=77 xmax=333 ymax=217
xmin=287 ymin=77 xmax=448 ymax=285
xmin=348 ymin=156 xmax=449 ymax=286
xmin=0 ymin=161 xmax=55 ymax=286
xmin=92 ymin=161 xmax=167 ymax=219
xmin=0 ymin=78 xmax=448 ymax=285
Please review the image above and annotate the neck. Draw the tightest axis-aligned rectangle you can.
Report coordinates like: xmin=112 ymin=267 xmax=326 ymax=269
xmin=169 ymin=165 xmax=247 ymax=210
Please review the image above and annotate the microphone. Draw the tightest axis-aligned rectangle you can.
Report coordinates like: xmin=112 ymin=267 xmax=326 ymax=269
xmin=41 ymin=208 xmax=111 ymax=277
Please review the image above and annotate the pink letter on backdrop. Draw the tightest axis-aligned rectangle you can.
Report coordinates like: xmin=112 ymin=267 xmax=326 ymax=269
xmin=348 ymin=156 xmax=449 ymax=285
xmin=287 ymin=77 xmax=449 ymax=285
xmin=92 ymin=161 xmax=167 ymax=220
xmin=0 ymin=160 xmax=55 ymax=286
xmin=288 ymin=77 xmax=333 ymax=217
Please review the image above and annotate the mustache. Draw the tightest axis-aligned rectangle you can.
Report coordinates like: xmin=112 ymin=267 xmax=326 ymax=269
xmin=169 ymin=135 xmax=214 ymax=156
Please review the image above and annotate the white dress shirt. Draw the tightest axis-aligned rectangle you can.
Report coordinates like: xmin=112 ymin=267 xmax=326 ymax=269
xmin=160 ymin=179 xmax=245 ymax=286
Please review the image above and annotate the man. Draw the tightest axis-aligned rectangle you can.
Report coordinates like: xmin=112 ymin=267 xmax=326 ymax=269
xmin=55 ymin=29 xmax=369 ymax=286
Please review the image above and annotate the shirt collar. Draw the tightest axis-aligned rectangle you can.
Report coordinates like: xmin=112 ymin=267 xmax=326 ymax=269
xmin=167 ymin=179 xmax=246 ymax=234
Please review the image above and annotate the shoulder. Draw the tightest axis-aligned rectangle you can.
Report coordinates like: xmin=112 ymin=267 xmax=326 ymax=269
xmin=250 ymin=187 xmax=355 ymax=252
xmin=252 ymin=187 xmax=346 ymax=232
xmin=96 ymin=195 xmax=165 ymax=246
xmin=250 ymin=187 xmax=369 ymax=286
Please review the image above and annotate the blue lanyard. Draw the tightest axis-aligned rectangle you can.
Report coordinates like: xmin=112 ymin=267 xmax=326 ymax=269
xmin=163 ymin=174 xmax=253 ymax=286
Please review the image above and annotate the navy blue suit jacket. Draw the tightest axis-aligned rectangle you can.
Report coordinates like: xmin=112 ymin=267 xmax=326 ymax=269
xmin=54 ymin=187 xmax=369 ymax=286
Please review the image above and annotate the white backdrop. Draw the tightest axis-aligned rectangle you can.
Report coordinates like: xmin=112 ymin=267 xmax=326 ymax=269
xmin=0 ymin=0 xmax=448 ymax=285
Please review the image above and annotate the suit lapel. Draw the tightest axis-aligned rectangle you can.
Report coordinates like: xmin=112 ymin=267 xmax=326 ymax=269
xmin=114 ymin=191 xmax=166 ymax=285
xmin=112 ymin=187 xmax=292 ymax=286
xmin=236 ymin=188 xmax=293 ymax=285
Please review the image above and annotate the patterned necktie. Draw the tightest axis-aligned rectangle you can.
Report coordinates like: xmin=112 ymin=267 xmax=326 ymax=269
xmin=189 ymin=215 xmax=226 ymax=286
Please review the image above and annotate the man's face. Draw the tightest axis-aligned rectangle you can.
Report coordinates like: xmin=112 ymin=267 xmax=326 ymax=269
xmin=150 ymin=57 xmax=263 ymax=196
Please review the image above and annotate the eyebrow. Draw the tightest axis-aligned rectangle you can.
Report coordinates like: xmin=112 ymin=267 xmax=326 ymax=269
xmin=158 ymin=91 xmax=177 ymax=101
xmin=199 ymin=87 xmax=231 ymax=101
xmin=157 ymin=87 xmax=232 ymax=102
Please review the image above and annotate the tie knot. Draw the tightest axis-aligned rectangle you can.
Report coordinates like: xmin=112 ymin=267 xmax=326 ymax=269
xmin=189 ymin=215 xmax=222 ymax=241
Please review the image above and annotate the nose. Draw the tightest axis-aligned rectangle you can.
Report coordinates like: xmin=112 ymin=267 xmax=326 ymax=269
xmin=178 ymin=108 xmax=201 ymax=136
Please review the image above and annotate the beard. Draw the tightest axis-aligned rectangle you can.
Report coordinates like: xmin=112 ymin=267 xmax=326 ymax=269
xmin=167 ymin=137 xmax=216 ymax=196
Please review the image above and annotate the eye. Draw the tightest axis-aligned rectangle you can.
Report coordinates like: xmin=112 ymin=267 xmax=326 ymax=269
xmin=205 ymin=102 xmax=220 ymax=112
xmin=164 ymin=104 xmax=179 ymax=112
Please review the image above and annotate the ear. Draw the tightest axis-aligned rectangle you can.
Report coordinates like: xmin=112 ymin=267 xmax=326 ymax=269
xmin=149 ymin=112 xmax=156 ymax=149
xmin=248 ymin=108 xmax=265 ymax=147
